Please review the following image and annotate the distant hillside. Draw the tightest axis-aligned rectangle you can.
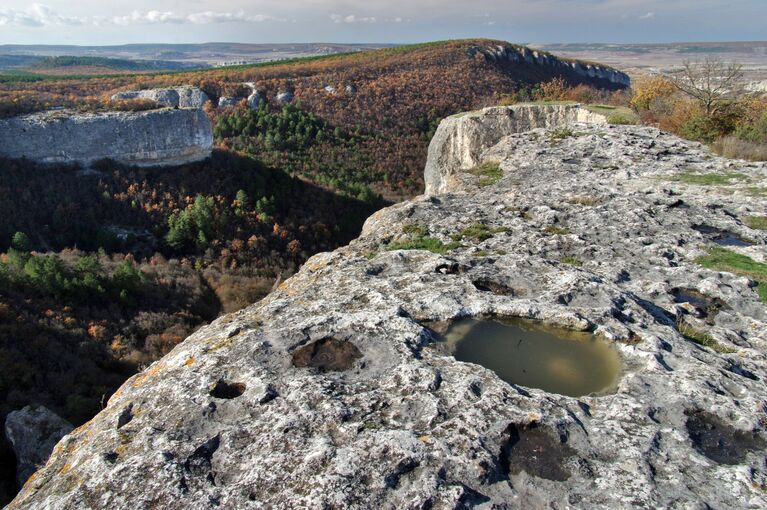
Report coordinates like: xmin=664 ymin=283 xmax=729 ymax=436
xmin=30 ymin=55 xmax=205 ymax=72
xmin=0 ymin=39 xmax=628 ymax=195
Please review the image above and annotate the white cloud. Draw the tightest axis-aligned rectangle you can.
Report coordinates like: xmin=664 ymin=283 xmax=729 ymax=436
xmin=330 ymin=14 xmax=377 ymax=24
xmin=639 ymin=11 xmax=655 ymax=19
xmin=0 ymin=3 xmax=86 ymax=27
xmin=0 ymin=4 xmax=279 ymax=27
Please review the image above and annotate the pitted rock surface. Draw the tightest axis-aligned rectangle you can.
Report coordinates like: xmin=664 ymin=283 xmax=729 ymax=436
xmin=0 ymin=108 xmax=213 ymax=167
xmin=9 ymin=121 xmax=767 ymax=509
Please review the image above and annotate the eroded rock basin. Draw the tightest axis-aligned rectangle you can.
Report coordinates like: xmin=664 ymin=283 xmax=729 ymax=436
xmin=438 ymin=318 xmax=621 ymax=397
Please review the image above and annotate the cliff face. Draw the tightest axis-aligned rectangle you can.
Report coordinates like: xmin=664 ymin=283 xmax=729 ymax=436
xmin=10 ymin=110 xmax=767 ymax=509
xmin=0 ymin=108 xmax=213 ymax=167
xmin=110 ymin=87 xmax=210 ymax=109
xmin=424 ymin=104 xmax=607 ymax=194
xmin=468 ymin=44 xmax=631 ymax=88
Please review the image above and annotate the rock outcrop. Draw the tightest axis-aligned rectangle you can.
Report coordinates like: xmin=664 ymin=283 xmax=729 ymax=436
xmin=0 ymin=108 xmax=213 ymax=167
xmin=424 ymin=104 xmax=607 ymax=194
xmin=111 ymin=87 xmax=210 ymax=109
xmin=276 ymin=91 xmax=294 ymax=103
xmin=10 ymin=111 xmax=767 ymax=509
xmin=468 ymin=44 xmax=631 ymax=88
xmin=4 ymin=406 xmax=73 ymax=488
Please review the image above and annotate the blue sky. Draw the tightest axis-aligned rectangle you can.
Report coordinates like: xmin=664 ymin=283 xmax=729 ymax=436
xmin=0 ymin=1 xmax=765 ymax=45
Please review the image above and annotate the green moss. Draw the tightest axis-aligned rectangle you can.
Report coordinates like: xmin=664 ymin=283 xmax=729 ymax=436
xmin=451 ymin=223 xmax=509 ymax=242
xmin=467 ymin=162 xmax=503 ymax=187
xmin=678 ymin=320 xmax=735 ymax=353
xmin=670 ymin=170 xmax=749 ymax=186
xmin=695 ymin=247 xmax=767 ymax=303
xmin=365 ymin=251 xmax=377 ymax=260
xmin=560 ymin=256 xmax=582 ymax=266
xmin=544 ymin=225 xmax=570 ymax=235
xmin=744 ymin=216 xmax=767 ymax=230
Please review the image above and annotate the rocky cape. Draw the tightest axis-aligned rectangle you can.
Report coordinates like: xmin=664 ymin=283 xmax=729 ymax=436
xmin=0 ymin=107 xmax=213 ymax=167
xmin=9 ymin=106 xmax=767 ymax=509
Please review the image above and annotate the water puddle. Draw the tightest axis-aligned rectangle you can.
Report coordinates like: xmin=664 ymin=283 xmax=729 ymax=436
xmin=693 ymin=224 xmax=753 ymax=247
xmin=437 ymin=318 xmax=620 ymax=397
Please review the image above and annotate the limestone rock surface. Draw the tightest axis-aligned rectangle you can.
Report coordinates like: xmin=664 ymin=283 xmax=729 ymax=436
xmin=0 ymin=108 xmax=213 ymax=167
xmin=424 ymin=104 xmax=607 ymax=194
xmin=5 ymin=406 xmax=73 ymax=488
xmin=111 ymin=86 xmax=210 ymax=109
xmin=9 ymin=115 xmax=767 ymax=509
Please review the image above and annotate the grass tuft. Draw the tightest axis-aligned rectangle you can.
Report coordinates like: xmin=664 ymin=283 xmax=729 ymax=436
xmin=695 ymin=246 xmax=767 ymax=303
xmin=386 ymin=224 xmax=461 ymax=254
xmin=560 ymin=255 xmax=582 ymax=266
xmin=451 ymin=223 xmax=508 ymax=242
xmin=544 ymin=225 xmax=570 ymax=235
xmin=677 ymin=319 xmax=735 ymax=353
xmin=549 ymin=127 xmax=574 ymax=141
xmin=669 ymin=170 xmax=749 ymax=186
xmin=744 ymin=216 xmax=767 ymax=230
xmin=467 ymin=162 xmax=503 ymax=187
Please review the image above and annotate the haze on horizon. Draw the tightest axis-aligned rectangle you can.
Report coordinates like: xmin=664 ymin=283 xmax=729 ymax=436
xmin=0 ymin=0 xmax=765 ymax=46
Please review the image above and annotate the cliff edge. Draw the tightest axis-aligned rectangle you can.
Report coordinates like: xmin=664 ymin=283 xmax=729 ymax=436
xmin=9 ymin=110 xmax=767 ymax=509
xmin=0 ymin=107 xmax=213 ymax=168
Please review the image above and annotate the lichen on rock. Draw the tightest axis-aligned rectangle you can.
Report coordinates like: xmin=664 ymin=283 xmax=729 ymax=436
xmin=8 ymin=108 xmax=767 ymax=509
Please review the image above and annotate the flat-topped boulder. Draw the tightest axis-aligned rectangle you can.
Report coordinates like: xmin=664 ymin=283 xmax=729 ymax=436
xmin=111 ymin=86 xmax=210 ymax=109
xmin=424 ymin=103 xmax=607 ymax=194
xmin=9 ymin=112 xmax=767 ymax=509
xmin=0 ymin=108 xmax=213 ymax=167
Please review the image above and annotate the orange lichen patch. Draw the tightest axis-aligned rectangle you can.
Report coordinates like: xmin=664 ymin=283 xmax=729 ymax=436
xmin=304 ymin=256 xmax=331 ymax=272
xmin=60 ymin=463 xmax=73 ymax=474
xmin=278 ymin=273 xmax=317 ymax=296
xmin=130 ymin=361 xmax=167 ymax=389
xmin=184 ymin=356 xmax=196 ymax=367
xmin=108 ymin=385 xmax=126 ymax=405
xmin=208 ymin=337 xmax=234 ymax=353
xmin=418 ymin=435 xmax=432 ymax=443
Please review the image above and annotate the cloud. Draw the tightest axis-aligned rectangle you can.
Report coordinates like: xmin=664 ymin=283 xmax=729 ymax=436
xmin=0 ymin=3 xmax=85 ymax=27
xmin=330 ymin=14 xmax=378 ymax=24
xmin=639 ymin=11 xmax=655 ymax=19
xmin=0 ymin=4 xmax=279 ymax=27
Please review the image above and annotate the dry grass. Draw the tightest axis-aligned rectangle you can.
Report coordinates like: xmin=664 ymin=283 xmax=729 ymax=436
xmin=712 ymin=136 xmax=767 ymax=162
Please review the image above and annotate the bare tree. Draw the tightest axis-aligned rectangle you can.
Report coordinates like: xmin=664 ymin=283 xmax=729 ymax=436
xmin=668 ymin=57 xmax=744 ymax=115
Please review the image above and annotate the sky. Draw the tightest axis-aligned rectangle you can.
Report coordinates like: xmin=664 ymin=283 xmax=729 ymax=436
xmin=0 ymin=0 xmax=765 ymax=46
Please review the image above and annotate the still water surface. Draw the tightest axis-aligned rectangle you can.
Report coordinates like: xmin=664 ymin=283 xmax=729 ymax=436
xmin=442 ymin=318 xmax=620 ymax=397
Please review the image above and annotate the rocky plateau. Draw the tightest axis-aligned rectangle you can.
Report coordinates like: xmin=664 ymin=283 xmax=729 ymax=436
xmin=8 ymin=105 xmax=767 ymax=509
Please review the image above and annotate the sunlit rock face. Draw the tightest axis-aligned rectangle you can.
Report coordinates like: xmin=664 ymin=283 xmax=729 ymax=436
xmin=0 ymin=108 xmax=213 ymax=167
xmin=111 ymin=86 xmax=210 ymax=109
xmin=9 ymin=107 xmax=767 ymax=509
xmin=424 ymin=104 xmax=607 ymax=194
